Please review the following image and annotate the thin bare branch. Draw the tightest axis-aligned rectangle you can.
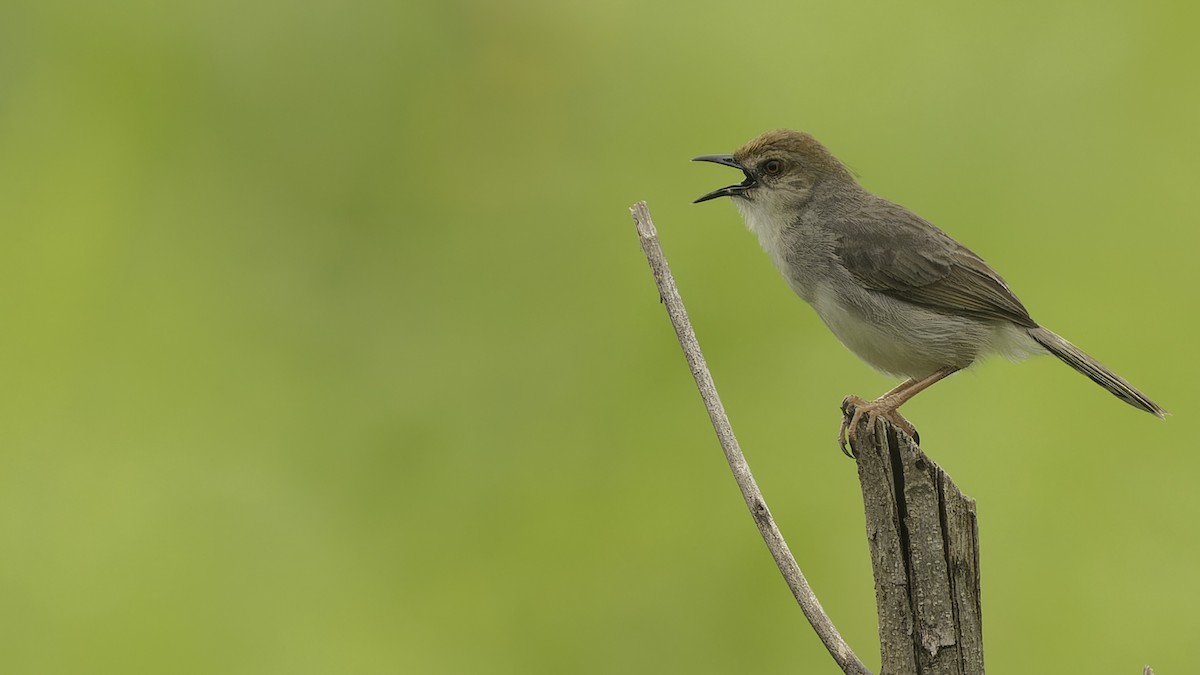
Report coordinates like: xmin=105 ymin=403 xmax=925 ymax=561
xmin=631 ymin=200 xmax=871 ymax=675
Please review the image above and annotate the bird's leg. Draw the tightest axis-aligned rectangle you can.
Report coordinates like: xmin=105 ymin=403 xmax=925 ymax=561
xmin=839 ymin=377 xmax=924 ymax=447
xmin=879 ymin=377 xmax=927 ymax=400
xmin=838 ymin=366 xmax=960 ymax=457
xmin=838 ymin=378 xmax=922 ymax=454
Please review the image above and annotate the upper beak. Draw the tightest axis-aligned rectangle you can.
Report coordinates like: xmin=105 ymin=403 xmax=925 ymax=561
xmin=692 ymin=154 xmax=756 ymax=203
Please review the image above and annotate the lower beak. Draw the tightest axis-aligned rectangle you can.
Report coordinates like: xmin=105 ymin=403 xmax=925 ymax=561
xmin=692 ymin=154 xmax=756 ymax=203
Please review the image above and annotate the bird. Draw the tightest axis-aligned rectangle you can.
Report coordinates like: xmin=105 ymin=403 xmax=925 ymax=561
xmin=692 ymin=129 xmax=1166 ymax=455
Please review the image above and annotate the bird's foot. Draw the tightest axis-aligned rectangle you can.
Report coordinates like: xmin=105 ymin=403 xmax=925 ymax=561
xmin=838 ymin=395 xmax=920 ymax=458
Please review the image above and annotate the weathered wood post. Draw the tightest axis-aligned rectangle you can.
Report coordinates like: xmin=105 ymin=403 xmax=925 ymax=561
xmin=845 ymin=404 xmax=984 ymax=675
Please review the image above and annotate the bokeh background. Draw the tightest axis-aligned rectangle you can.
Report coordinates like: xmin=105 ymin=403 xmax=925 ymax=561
xmin=2 ymin=0 xmax=1198 ymax=673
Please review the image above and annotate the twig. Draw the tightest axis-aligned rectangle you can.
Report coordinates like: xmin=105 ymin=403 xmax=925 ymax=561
xmin=630 ymin=201 xmax=871 ymax=675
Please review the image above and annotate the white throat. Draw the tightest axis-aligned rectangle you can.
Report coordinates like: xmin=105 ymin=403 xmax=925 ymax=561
xmin=733 ymin=197 xmax=793 ymax=272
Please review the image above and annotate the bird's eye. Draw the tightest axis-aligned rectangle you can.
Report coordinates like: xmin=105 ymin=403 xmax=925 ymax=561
xmin=764 ymin=159 xmax=782 ymax=175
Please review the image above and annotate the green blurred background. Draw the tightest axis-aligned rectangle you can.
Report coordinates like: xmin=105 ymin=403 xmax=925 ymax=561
xmin=2 ymin=0 xmax=1197 ymax=672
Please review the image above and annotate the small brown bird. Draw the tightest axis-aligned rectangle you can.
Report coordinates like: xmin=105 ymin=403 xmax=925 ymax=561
xmin=693 ymin=129 xmax=1165 ymax=454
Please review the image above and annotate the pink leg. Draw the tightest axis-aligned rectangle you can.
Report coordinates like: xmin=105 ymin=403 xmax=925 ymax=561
xmin=838 ymin=366 xmax=959 ymax=457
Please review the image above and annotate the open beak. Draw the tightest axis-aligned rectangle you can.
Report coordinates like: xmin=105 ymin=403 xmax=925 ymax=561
xmin=692 ymin=154 xmax=756 ymax=203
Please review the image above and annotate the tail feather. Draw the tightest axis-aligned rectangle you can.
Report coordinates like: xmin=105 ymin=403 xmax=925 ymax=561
xmin=1027 ymin=326 xmax=1166 ymax=418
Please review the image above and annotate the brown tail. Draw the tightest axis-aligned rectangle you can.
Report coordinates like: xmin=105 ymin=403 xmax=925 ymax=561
xmin=1027 ymin=326 xmax=1166 ymax=418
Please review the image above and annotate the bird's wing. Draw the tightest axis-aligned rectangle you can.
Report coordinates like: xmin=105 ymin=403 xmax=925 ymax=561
xmin=831 ymin=201 xmax=1037 ymax=327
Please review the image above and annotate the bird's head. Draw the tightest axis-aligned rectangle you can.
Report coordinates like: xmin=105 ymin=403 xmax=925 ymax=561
xmin=693 ymin=129 xmax=855 ymax=211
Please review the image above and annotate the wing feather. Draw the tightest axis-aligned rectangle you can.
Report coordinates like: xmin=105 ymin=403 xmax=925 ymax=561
xmin=831 ymin=200 xmax=1037 ymax=328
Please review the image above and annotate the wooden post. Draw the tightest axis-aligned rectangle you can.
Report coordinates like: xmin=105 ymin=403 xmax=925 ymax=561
xmin=845 ymin=403 xmax=984 ymax=675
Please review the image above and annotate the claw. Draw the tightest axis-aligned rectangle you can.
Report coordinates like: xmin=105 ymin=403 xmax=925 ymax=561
xmin=838 ymin=394 xmax=922 ymax=458
xmin=838 ymin=396 xmax=869 ymax=459
xmin=838 ymin=423 xmax=853 ymax=458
